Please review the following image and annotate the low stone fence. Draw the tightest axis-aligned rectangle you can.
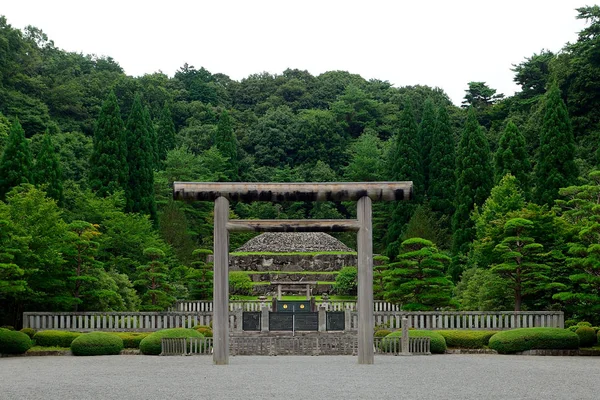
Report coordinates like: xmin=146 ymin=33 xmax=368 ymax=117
xmin=160 ymin=335 xmax=430 ymax=356
xmin=172 ymin=300 xmax=400 ymax=312
xmin=22 ymin=311 xmax=241 ymax=332
xmin=349 ymin=311 xmax=564 ymax=331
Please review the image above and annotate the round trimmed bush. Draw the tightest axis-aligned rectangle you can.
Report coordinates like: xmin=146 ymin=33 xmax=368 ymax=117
xmin=0 ymin=328 xmax=32 ymax=354
xmin=19 ymin=328 xmax=36 ymax=339
xmin=575 ymin=326 xmax=596 ymax=347
xmin=195 ymin=327 xmax=212 ymax=338
xmin=577 ymin=321 xmax=592 ymax=327
xmin=110 ymin=332 xmax=150 ymax=348
xmin=33 ymin=330 xmax=81 ymax=347
xmin=488 ymin=328 xmax=579 ymax=354
xmin=375 ymin=330 xmax=392 ymax=338
xmin=71 ymin=332 xmax=124 ymax=356
xmin=384 ymin=330 xmax=447 ymax=354
xmin=437 ymin=330 xmax=497 ymax=349
xmin=139 ymin=328 xmax=203 ymax=355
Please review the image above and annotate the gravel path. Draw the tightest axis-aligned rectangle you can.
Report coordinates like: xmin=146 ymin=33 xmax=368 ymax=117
xmin=1 ymin=355 xmax=600 ymax=400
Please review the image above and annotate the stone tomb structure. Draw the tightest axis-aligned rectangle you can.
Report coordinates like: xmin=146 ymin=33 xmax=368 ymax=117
xmin=231 ymin=232 xmax=357 ymax=298
xmin=173 ymin=182 xmax=412 ymax=365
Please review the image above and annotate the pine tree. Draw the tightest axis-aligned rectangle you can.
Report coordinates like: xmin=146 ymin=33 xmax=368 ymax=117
xmin=383 ymin=238 xmax=453 ymax=310
xmin=452 ymin=107 xmax=494 ymax=255
xmin=34 ymin=132 xmax=63 ymax=204
xmin=534 ymin=84 xmax=578 ymax=205
xmin=385 ymin=100 xmax=424 ymax=259
xmin=89 ymin=91 xmax=128 ymax=197
xmin=125 ymin=94 xmax=157 ymax=221
xmin=135 ymin=247 xmax=174 ymax=311
xmin=419 ymin=98 xmax=436 ymax=193
xmin=0 ymin=119 xmax=33 ymax=199
xmin=428 ymin=104 xmax=455 ymax=220
xmin=214 ymin=110 xmax=238 ymax=181
xmin=494 ymin=121 xmax=530 ymax=192
xmin=156 ymin=102 xmax=176 ymax=163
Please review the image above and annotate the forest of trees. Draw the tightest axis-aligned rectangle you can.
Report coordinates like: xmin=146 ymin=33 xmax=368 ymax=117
xmin=2 ymin=6 xmax=600 ymax=326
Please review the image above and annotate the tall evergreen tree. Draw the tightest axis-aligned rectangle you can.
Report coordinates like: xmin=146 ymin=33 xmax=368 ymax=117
xmin=533 ymin=84 xmax=578 ymax=205
xmin=156 ymin=102 xmax=176 ymax=163
xmin=125 ymin=94 xmax=157 ymax=221
xmin=452 ymin=107 xmax=493 ymax=255
xmin=385 ymin=100 xmax=424 ymax=259
xmin=34 ymin=132 xmax=64 ymax=204
xmin=494 ymin=121 xmax=530 ymax=192
xmin=89 ymin=91 xmax=128 ymax=197
xmin=143 ymin=105 xmax=159 ymax=168
xmin=419 ymin=98 xmax=436 ymax=193
xmin=0 ymin=119 xmax=33 ymax=199
xmin=214 ymin=110 xmax=238 ymax=181
xmin=428 ymin=104 xmax=455 ymax=220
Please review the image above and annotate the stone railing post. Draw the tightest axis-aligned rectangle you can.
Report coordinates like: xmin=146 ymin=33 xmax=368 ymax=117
xmin=318 ymin=307 xmax=326 ymax=332
xmin=261 ymin=305 xmax=269 ymax=332
xmin=401 ymin=317 xmax=410 ymax=356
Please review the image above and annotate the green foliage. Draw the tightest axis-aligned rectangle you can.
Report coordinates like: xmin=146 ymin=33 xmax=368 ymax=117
xmin=575 ymin=326 xmax=597 ymax=347
xmin=187 ymin=249 xmax=213 ymax=300
xmin=135 ymin=247 xmax=174 ymax=311
xmin=436 ymin=330 xmax=497 ymax=348
xmin=533 ymin=84 xmax=578 ymax=205
xmin=384 ymin=238 xmax=453 ymax=310
xmin=385 ymin=330 xmax=447 ymax=354
xmin=343 ymin=129 xmax=385 ymax=181
xmin=455 ymin=267 xmax=512 ymax=311
xmin=89 ymin=91 xmax=128 ymax=197
xmin=428 ymin=104 xmax=455 ymax=220
xmin=193 ymin=326 xmax=213 ymax=337
xmin=452 ymin=108 xmax=493 ymax=256
xmin=71 ymin=332 xmax=124 ymax=356
xmin=107 ymin=332 xmax=149 ymax=348
xmin=0 ymin=328 xmax=32 ymax=354
xmin=494 ymin=121 xmax=530 ymax=192
xmin=229 ymin=271 xmax=253 ymax=296
xmin=156 ymin=102 xmax=176 ymax=163
xmin=214 ymin=110 xmax=238 ymax=180
xmin=139 ymin=328 xmax=203 ymax=355
xmin=19 ymin=328 xmax=36 ymax=339
xmin=374 ymin=329 xmax=391 ymax=338
xmin=419 ymin=98 xmax=436 ymax=192
xmin=488 ymin=328 xmax=579 ymax=354
xmin=333 ymin=266 xmax=358 ymax=296
xmin=401 ymin=203 xmax=451 ymax=249
xmin=33 ymin=330 xmax=81 ymax=347
xmin=0 ymin=119 xmax=33 ymax=199
xmin=33 ymin=133 xmax=63 ymax=203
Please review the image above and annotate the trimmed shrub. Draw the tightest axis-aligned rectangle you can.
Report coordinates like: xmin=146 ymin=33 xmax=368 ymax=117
xmin=71 ymin=332 xmax=124 ymax=356
xmin=575 ymin=326 xmax=596 ymax=347
xmin=564 ymin=319 xmax=577 ymax=328
xmin=0 ymin=325 xmax=15 ymax=330
xmin=19 ymin=328 xmax=36 ymax=339
xmin=229 ymin=271 xmax=253 ymax=295
xmin=195 ymin=327 xmax=213 ymax=338
xmin=110 ymin=332 xmax=150 ymax=348
xmin=33 ymin=330 xmax=81 ymax=347
xmin=0 ymin=328 xmax=32 ymax=354
xmin=375 ymin=330 xmax=392 ymax=338
xmin=577 ymin=321 xmax=592 ymax=327
xmin=437 ymin=330 xmax=497 ymax=349
xmin=488 ymin=328 xmax=579 ymax=354
xmin=139 ymin=328 xmax=203 ymax=355
xmin=384 ymin=330 xmax=447 ymax=354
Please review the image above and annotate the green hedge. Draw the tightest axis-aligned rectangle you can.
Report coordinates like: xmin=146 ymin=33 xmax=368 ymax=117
xmin=110 ymin=332 xmax=150 ymax=348
xmin=436 ymin=330 xmax=497 ymax=349
xmin=384 ymin=330 xmax=447 ymax=354
xmin=71 ymin=332 xmax=124 ymax=356
xmin=139 ymin=328 xmax=204 ymax=355
xmin=375 ymin=330 xmax=391 ymax=338
xmin=488 ymin=328 xmax=579 ymax=354
xmin=0 ymin=328 xmax=32 ymax=354
xmin=19 ymin=328 xmax=36 ymax=339
xmin=33 ymin=330 xmax=81 ymax=347
xmin=575 ymin=326 xmax=596 ymax=347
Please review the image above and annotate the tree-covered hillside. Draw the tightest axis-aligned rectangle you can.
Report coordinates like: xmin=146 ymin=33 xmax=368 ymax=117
xmin=2 ymin=7 xmax=600 ymax=326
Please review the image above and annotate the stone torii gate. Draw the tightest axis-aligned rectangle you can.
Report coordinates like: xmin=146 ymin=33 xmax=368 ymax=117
xmin=173 ymin=182 xmax=413 ymax=365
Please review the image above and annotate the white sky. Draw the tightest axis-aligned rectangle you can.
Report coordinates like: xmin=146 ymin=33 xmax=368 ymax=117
xmin=1 ymin=0 xmax=589 ymax=105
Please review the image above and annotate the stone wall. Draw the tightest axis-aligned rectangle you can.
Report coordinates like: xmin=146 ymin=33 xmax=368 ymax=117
xmin=230 ymin=253 xmax=357 ymax=272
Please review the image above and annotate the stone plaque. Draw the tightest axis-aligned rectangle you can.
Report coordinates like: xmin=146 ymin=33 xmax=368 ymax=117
xmin=326 ymin=312 xmax=345 ymax=331
xmin=294 ymin=313 xmax=318 ymax=331
xmin=269 ymin=312 xmax=293 ymax=331
xmin=276 ymin=301 xmax=312 ymax=313
xmin=242 ymin=312 xmax=261 ymax=331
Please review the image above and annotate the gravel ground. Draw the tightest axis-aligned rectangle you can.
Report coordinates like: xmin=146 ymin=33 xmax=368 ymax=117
xmin=1 ymin=355 xmax=600 ymax=400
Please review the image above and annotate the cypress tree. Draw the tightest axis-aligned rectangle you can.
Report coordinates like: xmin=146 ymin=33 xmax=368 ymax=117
xmin=452 ymin=107 xmax=493 ymax=255
xmin=143 ymin=105 xmax=159 ymax=168
xmin=214 ymin=110 xmax=238 ymax=181
xmin=34 ymin=132 xmax=64 ymax=204
xmin=533 ymin=84 xmax=578 ymax=205
xmin=385 ymin=100 xmax=424 ymax=259
xmin=156 ymin=102 xmax=176 ymax=163
xmin=494 ymin=121 xmax=530 ymax=192
xmin=125 ymin=94 xmax=157 ymax=221
xmin=419 ymin=98 xmax=436 ymax=193
xmin=89 ymin=91 xmax=128 ymax=197
xmin=0 ymin=119 xmax=33 ymax=199
xmin=428 ymin=104 xmax=456 ymax=220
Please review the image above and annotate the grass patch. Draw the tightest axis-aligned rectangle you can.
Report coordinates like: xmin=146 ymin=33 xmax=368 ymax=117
xmin=28 ymin=346 xmax=70 ymax=352
xmin=230 ymin=251 xmax=357 ymax=257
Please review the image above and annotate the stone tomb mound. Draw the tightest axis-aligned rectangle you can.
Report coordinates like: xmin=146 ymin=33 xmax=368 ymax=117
xmin=231 ymin=233 xmax=357 ymax=295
